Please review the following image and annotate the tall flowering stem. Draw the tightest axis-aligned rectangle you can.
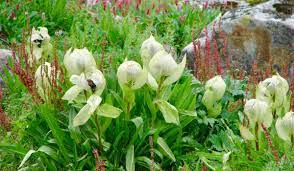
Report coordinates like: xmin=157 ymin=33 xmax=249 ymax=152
xmin=261 ymin=123 xmax=279 ymax=163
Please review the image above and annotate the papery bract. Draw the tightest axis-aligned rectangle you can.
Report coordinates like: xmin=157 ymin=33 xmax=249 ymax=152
xmin=244 ymin=99 xmax=273 ymax=129
xmin=140 ymin=35 xmax=164 ymax=68
xmin=148 ymin=50 xmax=186 ymax=87
xmin=63 ymin=48 xmax=97 ymax=76
xmin=275 ymin=111 xmax=294 ymax=142
xmin=202 ymin=76 xmax=226 ymax=117
xmin=62 ymin=69 xmax=105 ymax=101
xmin=205 ymin=75 xmax=226 ymax=101
xmin=117 ymin=60 xmax=147 ymax=90
xmin=256 ymin=74 xmax=290 ymax=116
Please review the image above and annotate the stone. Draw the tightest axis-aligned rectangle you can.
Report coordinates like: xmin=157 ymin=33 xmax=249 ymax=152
xmin=0 ymin=49 xmax=12 ymax=85
xmin=182 ymin=0 xmax=294 ymax=75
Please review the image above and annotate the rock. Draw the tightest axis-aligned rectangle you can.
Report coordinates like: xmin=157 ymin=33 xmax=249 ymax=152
xmin=0 ymin=49 xmax=12 ymax=85
xmin=182 ymin=0 xmax=294 ymax=75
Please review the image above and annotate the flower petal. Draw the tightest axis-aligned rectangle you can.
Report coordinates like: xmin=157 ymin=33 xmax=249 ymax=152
xmin=240 ymin=125 xmax=255 ymax=140
xmin=275 ymin=117 xmax=291 ymax=142
xmin=62 ymin=85 xmax=84 ymax=101
xmin=163 ymin=55 xmax=186 ymax=86
xmin=147 ymin=72 xmax=158 ymax=90
xmin=73 ymin=95 xmax=102 ymax=127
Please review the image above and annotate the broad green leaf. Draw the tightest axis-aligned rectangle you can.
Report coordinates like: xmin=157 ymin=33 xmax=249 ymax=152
xmin=0 ymin=144 xmax=26 ymax=156
xmin=136 ymin=156 xmax=161 ymax=170
xmin=131 ymin=117 xmax=144 ymax=138
xmin=154 ymin=100 xmax=180 ymax=125
xmin=126 ymin=145 xmax=135 ymax=171
xmin=97 ymin=104 xmax=122 ymax=118
xmin=19 ymin=150 xmax=36 ymax=168
xmin=157 ymin=137 xmax=176 ymax=162
xmin=38 ymin=145 xmax=58 ymax=161
xmin=179 ymin=109 xmax=197 ymax=117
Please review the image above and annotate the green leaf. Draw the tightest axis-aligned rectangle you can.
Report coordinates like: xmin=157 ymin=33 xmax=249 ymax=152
xmin=19 ymin=150 xmax=36 ymax=168
xmin=131 ymin=117 xmax=144 ymax=138
xmin=136 ymin=156 xmax=161 ymax=170
xmin=179 ymin=109 xmax=197 ymax=117
xmin=97 ymin=104 xmax=122 ymax=118
xmin=157 ymin=137 xmax=176 ymax=162
xmin=154 ymin=100 xmax=180 ymax=125
xmin=0 ymin=144 xmax=27 ymax=156
xmin=126 ymin=145 xmax=135 ymax=171
xmin=38 ymin=146 xmax=58 ymax=161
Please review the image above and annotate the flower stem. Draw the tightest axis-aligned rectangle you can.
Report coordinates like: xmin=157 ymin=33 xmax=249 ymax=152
xmin=149 ymin=135 xmax=154 ymax=171
xmin=95 ymin=114 xmax=103 ymax=152
xmin=261 ymin=123 xmax=279 ymax=163
xmin=255 ymin=124 xmax=259 ymax=151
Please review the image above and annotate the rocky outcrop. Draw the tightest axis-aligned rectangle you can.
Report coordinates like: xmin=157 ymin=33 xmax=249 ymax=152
xmin=182 ymin=0 xmax=294 ymax=74
xmin=0 ymin=49 xmax=12 ymax=85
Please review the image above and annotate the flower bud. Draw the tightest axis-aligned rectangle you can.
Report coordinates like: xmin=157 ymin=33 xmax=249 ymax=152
xmin=275 ymin=111 xmax=294 ymax=142
xmin=140 ymin=35 xmax=164 ymax=68
xmin=63 ymin=48 xmax=97 ymax=76
xmin=117 ymin=60 xmax=147 ymax=90
xmin=202 ymin=76 xmax=226 ymax=117
xmin=205 ymin=75 xmax=226 ymax=101
xmin=35 ymin=62 xmax=57 ymax=101
xmin=244 ymin=99 xmax=272 ymax=128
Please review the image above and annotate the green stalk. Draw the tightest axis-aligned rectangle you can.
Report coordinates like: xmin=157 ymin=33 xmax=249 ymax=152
xmin=95 ymin=114 xmax=103 ymax=152
xmin=255 ymin=123 xmax=259 ymax=151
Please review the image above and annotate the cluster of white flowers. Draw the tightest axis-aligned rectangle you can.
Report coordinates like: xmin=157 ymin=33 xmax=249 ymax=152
xmin=33 ymin=27 xmax=57 ymax=103
xmin=241 ymin=74 xmax=292 ymax=144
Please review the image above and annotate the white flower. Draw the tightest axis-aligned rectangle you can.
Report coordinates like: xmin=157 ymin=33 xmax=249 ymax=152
xmin=140 ymin=35 xmax=164 ymax=68
xmin=62 ymin=69 xmax=105 ymax=101
xmin=117 ymin=60 xmax=147 ymax=90
xmin=202 ymin=76 xmax=226 ymax=117
xmin=275 ymin=111 xmax=294 ymax=142
xmin=205 ymin=75 xmax=226 ymax=101
xmin=28 ymin=27 xmax=52 ymax=64
xmin=256 ymin=74 xmax=289 ymax=113
xmin=244 ymin=99 xmax=273 ymax=129
xmin=148 ymin=50 xmax=186 ymax=87
xmin=35 ymin=62 xmax=57 ymax=101
xmin=63 ymin=48 xmax=97 ymax=76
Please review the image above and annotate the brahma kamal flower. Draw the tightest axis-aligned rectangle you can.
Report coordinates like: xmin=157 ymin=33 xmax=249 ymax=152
xmin=256 ymin=73 xmax=290 ymax=117
xmin=28 ymin=27 xmax=53 ymax=65
xmin=117 ymin=60 xmax=147 ymax=90
xmin=62 ymin=69 xmax=106 ymax=127
xmin=202 ymin=76 xmax=226 ymax=117
xmin=62 ymin=69 xmax=106 ymax=101
xmin=148 ymin=50 xmax=186 ymax=89
xmin=140 ymin=35 xmax=164 ymax=68
xmin=244 ymin=99 xmax=273 ymax=129
xmin=275 ymin=111 xmax=294 ymax=143
xmin=63 ymin=48 xmax=97 ymax=76
xmin=35 ymin=62 xmax=57 ymax=101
